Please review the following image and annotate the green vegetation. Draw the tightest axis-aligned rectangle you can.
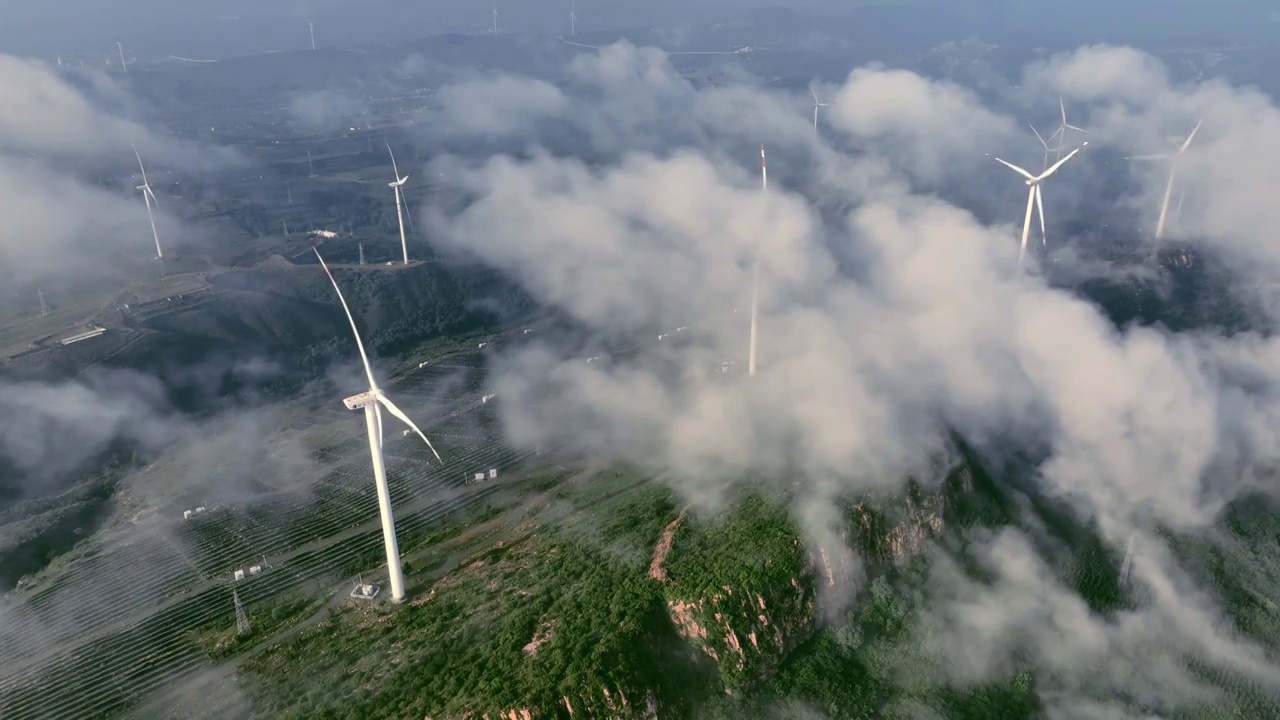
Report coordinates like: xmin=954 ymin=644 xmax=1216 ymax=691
xmin=238 ymin=475 xmax=703 ymax=719
xmin=188 ymin=595 xmax=324 ymax=660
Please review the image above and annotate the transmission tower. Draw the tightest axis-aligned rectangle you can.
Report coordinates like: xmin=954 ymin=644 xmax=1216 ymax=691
xmin=38 ymin=289 xmax=49 ymax=316
xmin=1118 ymin=534 xmax=1135 ymax=588
xmin=233 ymin=590 xmax=251 ymax=635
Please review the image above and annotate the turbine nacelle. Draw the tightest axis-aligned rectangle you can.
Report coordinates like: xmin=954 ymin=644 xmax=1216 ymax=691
xmin=343 ymin=390 xmax=379 ymax=410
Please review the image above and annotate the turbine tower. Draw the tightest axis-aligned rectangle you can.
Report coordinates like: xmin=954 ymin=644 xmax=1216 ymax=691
xmin=315 ymin=248 xmax=442 ymax=604
xmin=492 ymin=9 xmax=499 ymax=34
xmin=309 ymin=22 xmax=316 ymax=51
xmin=570 ymin=1 xmax=578 ymax=36
xmin=988 ymin=142 xmax=1088 ymax=267
xmin=386 ymin=143 xmax=410 ymax=264
xmin=810 ymin=83 xmax=828 ymax=132
xmin=133 ymin=145 xmax=163 ymax=259
xmin=1126 ymin=119 xmax=1202 ymax=242
xmin=749 ymin=145 xmax=765 ymax=377
xmin=1047 ymin=96 xmax=1086 ymax=161
xmin=116 ymin=42 xmax=127 ymax=73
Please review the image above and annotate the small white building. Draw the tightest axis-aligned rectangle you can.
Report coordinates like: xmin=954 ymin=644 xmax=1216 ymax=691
xmin=488 ymin=468 xmax=498 ymax=479
xmin=183 ymin=510 xmax=193 ymax=521
xmin=249 ymin=565 xmax=263 ymax=575
xmin=233 ymin=569 xmax=245 ymax=581
xmin=478 ymin=342 xmax=487 ymax=348
xmin=473 ymin=472 xmax=485 ymax=482
xmin=402 ymin=429 xmax=411 ymax=437
xmin=481 ymin=394 xmax=496 ymax=403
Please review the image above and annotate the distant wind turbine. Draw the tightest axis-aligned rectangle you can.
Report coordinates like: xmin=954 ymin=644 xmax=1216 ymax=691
xmin=116 ymin=42 xmax=128 ymax=73
xmin=988 ymin=142 xmax=1088 ymax=267
xmin=1126 ymin=119 xmax=1202 ymax=242
xmin=492 ymin=9 xmax=499 ymax=34
xmin=1047 ymin=96 xmax=1086 ymax=161
xmin=810 ymin=83 xmax=828 ymax=132
xmin=315 ymin=247 xmax=442 ymax=604
xmin=570 ymin=1 xmax=578 ymax=36
xmin=1027 ymin=122 xmax=1064 ymax=173
xmin=309 ymin=22 xmax=316 ymax=51
xmin=749 ymin=145 xmax=765 ymax=377
xmin=133 ymin=145 xmax=163 ymax=259
xmin=386 ymin=143 xmax=410 ymax=264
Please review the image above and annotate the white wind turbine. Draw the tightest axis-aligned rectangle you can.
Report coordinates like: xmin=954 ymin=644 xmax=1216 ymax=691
xmin=1126 ymin=119 xmax=1202 ymax=242
xmin=988 ymin=142 xmax=1088 ymax=267
xmin=1027 ymin=122 xmax=1064 ymax=172
xmin=570 ymin=1 xmax=578 ymax=36
xmin=386 ymin=143 xmax=410 ymax=264
xmin=749 ymin=145 xmax=765 ymax=377
xmin=315 ymin=247 xmax=442 ymax=604
xmin=810 ymin=83 xmax=828 ymax=132
xmin=1047 ymin=96 xmax=1087 ymax=161
xmin=116 ymin=42 xmax=128 ymax=73
xmin=133 ymin=145 xmax=163 ymax=259
xmin=309 ymin=22 xmax=316 ymax=51
xmin=492 ymin=9 xmax=499 ymax=34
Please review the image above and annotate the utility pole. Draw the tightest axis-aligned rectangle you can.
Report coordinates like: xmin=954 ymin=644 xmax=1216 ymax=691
xmin=233 ymin=590 xmax=251 ymax=636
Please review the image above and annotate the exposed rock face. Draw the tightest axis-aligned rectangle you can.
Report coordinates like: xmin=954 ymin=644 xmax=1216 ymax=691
xmin=657 ymin=466 xmax=970 ymax=693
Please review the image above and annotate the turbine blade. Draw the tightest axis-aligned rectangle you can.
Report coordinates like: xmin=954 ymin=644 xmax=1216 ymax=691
xmin=810 ymin=83 xmax=819 ymax=103
xmin=132 ymin=145 xmax=150 ymax=186
xmin=1028 ymin=122 xmax=1050 ymax=151
xmin=1059 ymin=95 xmax=1067 ymax=124
xmin=386 ymin=143 xmax=401 ymax=182
xmin=991 ymin=156 xmax=1035 ymax=180
xmin=1035 ymin=184 xmax=1047 ymax=245
xmin=1065 ymin=123 xmax=1087 ymax=133
xmin=1036 ymin=141 xmax=1087 ymax=180
xmin=146 ymin=185 xmax=160 ymax=207
xmin=376 ymin=392 xmax=444 ymax=463
xmin=314 ymin=247 xmax=379 ymax=392
xmin=1180 ymin=119 xmax=1202 ymax=153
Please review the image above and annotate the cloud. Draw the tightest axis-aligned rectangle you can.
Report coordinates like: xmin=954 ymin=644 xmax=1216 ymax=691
xmin=434 ymin=75 xmax=567 ymax=138
xmin=0 ymin=54 xmax=239 ymax=284
xmin=1024 ymin=44 xmax=1280 ymax=282
xmin=287 ymin=87 xmax=370 ymax=133
xmin=416 ymin=41 xmax=1280 ymax=705
xmin=828 ymin=66 xmax=1019 ymax=181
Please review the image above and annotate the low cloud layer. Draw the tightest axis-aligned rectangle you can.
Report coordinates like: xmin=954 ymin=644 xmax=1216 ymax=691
xmin=418 ymin=42 xmax=1280 ymax=708
xmin=0 ymin=55 xmax=239 ymax=285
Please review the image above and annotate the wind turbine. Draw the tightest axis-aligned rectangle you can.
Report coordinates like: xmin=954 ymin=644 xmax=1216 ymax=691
xmin=1126 ymin=119 xmax=1202 ymax=242
xmin=988 ymin=142 xmax=1088 ymax=267
xmin=116 ymin=42 xmax=128 ymax=73
xmin=492 ymin=9 xmax=499 ymax=34
xmin=315 ymin=247 xmax=442 ymax=604
xmin=1027 ymin=122 xmax=1064 ymax=172
xmin=386 ymin=143 xmax=410 ymax=264
xmin=309 ymin=22 xmax=316 ymax=51
xmin=133 ymin=145 xmax=163 ymax=259
xmin=749 ymin=145 xmax=765 ymax=377
xmin=810 ymin=83 xmax=828 ymax=132
xmin=1047 ymin=96 xmax=1086 ymax=161
xmin=570 ymin=1 xmax=578 ymax=36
